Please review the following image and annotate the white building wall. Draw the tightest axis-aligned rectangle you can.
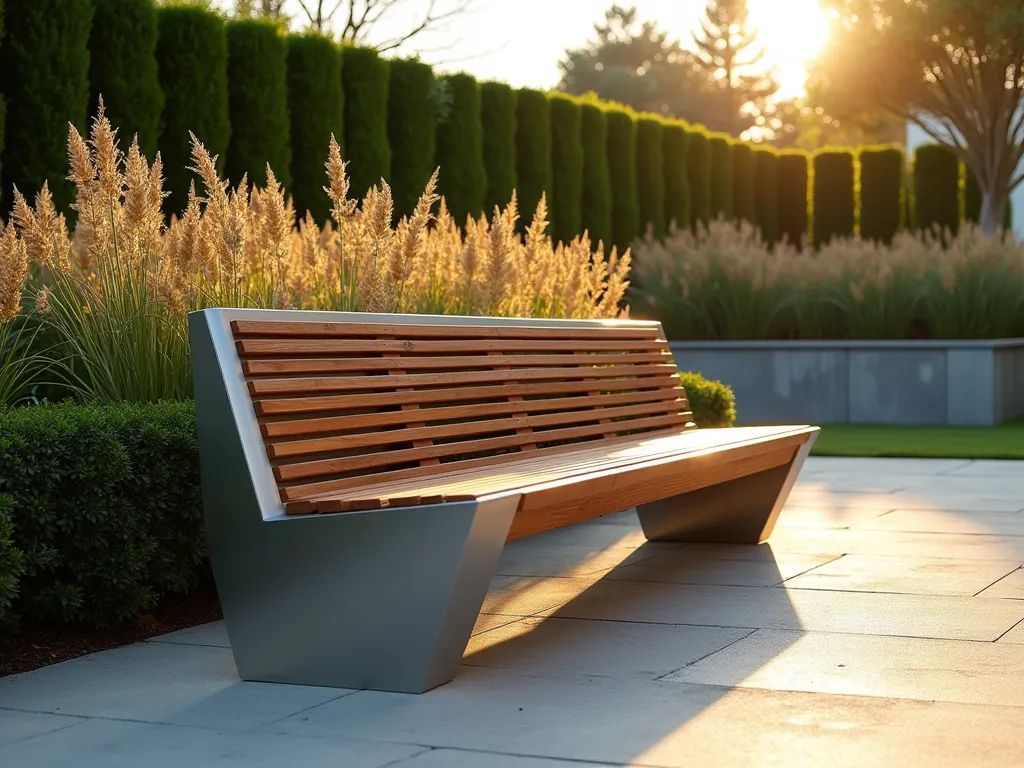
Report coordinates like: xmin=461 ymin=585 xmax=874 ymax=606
xmin=906 ymin=124 xmax=1023 ymax=235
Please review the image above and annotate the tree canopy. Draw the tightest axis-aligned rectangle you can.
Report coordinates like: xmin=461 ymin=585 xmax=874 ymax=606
xmin=815 ymin=0 xmax=1024 ymax=231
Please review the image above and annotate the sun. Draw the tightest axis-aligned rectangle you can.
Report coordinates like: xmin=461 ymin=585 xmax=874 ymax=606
xmin=746 ymin=0 xmax=833 ymax=99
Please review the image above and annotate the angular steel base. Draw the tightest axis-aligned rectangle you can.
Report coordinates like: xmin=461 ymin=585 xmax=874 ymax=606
xmin=636 ymin=437 xmax=815 ymax=544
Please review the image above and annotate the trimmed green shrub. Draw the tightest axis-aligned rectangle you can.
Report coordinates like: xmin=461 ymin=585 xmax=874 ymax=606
xmin=388 ymin=57 xmax=436 ymax=220
xmin=435 ymin=73 xmax=486 ymax=224
xmin=732 ymin=141 xmax=756 ymax=223
xmin=813 ymin=149 xmax=856 ymax=247
xmin=0 ymin=0 xmax=93 ymax=214
xmin=777 ymin=151 xmax=809 ymax=246
xmin=548 ymin=93 xmax=584 ymax=244
xmin=156 ymin=4 xmax=231 ymax=216
xmin=913 ymin=144 xmax=960 ymax=234
xmin=0 ymin=402 xmax=204 ymax=628
xmin=226 ymin=19 xmax=291 ymax=189
xmin=480 ymin=81 xmax=516 ymax=215
xmin=605 ymin=105 xmax=639 ymax=250
xmin=687 ymin=128 xmax=711 ymax=227
xmin=662 ymin=122 xmax=690 ymax=231
xmin=287 ymin=32 xmax=343 ymax=223
xmin=753 ymin=146 xmax=779 ymax=245
xmin=514 ymin=88 xmax=551 ymax=226
xmin=679 ymin=372 xmax=736 ymax=428
xmin=636 ymin=116 xmax=665 ymax=238
xmin=579 ymin=101 xmax=613 ymax=248
xmin=859 ymin=145 xmax=904 ymax=243
xmin=0 ymin=494 xmax=25 ymax=626
xmin=89 ymin=0 xmax=163 ymax=159
xmin=708 ymin=135 xmax=734 ymax=220
xmin=342 ymin=46 xmax=391 ymax=198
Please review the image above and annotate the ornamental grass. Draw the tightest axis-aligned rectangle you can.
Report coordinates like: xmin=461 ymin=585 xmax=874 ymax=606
xmin=0 ymin=106 xmax=631 ymax=404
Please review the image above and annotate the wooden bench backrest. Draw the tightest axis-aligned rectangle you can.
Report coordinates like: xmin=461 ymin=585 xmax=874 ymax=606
xmin=231 ymin=319 xmax=696 ymax=507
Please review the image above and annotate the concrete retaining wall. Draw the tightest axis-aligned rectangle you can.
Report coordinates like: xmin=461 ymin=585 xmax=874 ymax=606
xmin=670 ymin=339 xmax=1024 ymax=426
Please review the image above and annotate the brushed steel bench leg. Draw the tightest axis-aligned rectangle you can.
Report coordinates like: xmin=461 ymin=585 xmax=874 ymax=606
xmin=635 ymin=437 xmax=816 ymax=544
xmin=211 ymin=496 xmax=519 ymax=693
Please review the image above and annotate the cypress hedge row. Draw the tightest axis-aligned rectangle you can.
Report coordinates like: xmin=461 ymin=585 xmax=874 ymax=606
xmin=913 ymin=144 xmax=960 ymax=234
xmin=226 ymin=19 xmax=291 ymax=190
xmin=0 ymin=0 xmax=93 ymax=215
xmin=662 ymin=121 xmax=690 ymax=231
xmin=156 ymin=3 xmax=230 ymax=216
xmin=89 ymin=0 xmax=163 ymax=159
xmin=605 ymin=105 xmax=639 ymax=251
xmin=480 ymin=81 xmax=516 ymax=216
xmin=635 ymin=116 xmax=665 ymax=238
xmin=859 ymin=146 xmax=903 ymax=243
xmin=515 ymin=88 xmax=551 ymax=226
xmin=777 ymin=151 xmax=809 ymax=245
xmin=708 ymin=135 xmax=733 ymax=220
xmin=435 ymin=73 xmax=486 ymax=224
xmin=287 ymin=32 xmax=343 ymax=223
xmin=732 ymin=141 xmax=755 ymax=224
xmin=388 ymin=57 xmax=435 ymax=220
xmin=342 ymin=46 xmax=390 ymax=198
xmin=813 ymin=149 xmax=856 ymax=247
xmin=579 ymin=101 xmax=612 ymax=248
xmin=753 ymin=147 xmax=779 ymax=245
xmin=688 ymin=129 xmax=711 ymax=227
xmin=548 ymin=93 xmax=584 ymax=244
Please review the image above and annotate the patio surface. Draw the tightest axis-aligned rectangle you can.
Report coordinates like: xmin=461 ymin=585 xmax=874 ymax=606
xmin=2 ymin=457 xmax=1024 ymax=767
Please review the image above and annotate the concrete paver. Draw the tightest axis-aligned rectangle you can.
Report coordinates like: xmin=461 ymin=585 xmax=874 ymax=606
xmin=3 ymin=457 xmax=1024 ymax=767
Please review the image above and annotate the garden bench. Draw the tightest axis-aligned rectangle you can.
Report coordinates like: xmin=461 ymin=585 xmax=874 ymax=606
xmin=189 ymin=308 xmax=818 ymax=693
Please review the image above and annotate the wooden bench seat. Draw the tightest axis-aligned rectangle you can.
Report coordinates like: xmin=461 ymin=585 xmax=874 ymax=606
xmin=189 ymin=308 xmax=818 ymax=694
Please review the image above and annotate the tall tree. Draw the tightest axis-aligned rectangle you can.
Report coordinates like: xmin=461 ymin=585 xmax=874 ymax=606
xmin=816 ymin=0 xmax=1024 ymax=232
xmin=290 ymin=0 xmax=472 ymax=51
xmin=558 ymin=6 xmax=711 ymax=118
xmin=691 ymin=0 xmax=780 ymax=137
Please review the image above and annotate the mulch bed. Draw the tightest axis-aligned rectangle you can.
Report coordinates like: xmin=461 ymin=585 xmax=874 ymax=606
xmin=0 ymin=584 xmax=223 ymax=678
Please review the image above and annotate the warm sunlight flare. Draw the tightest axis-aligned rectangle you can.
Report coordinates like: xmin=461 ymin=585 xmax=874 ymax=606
xmin=747 ymin=0 xmax=832 ymax=99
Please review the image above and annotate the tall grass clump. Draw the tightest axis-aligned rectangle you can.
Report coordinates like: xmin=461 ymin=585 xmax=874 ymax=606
xmin=630 ymin=220 xmax=1024 ymax=341
xmin=1 ymin=109 xmax=633 ymax=403
xmin=89 ymin=0 xmax=163 ymax=159
xmin=287 ymin=32 xmax=343 ymax=223
xmin=226 ymin=18 xmax=291 ymax=189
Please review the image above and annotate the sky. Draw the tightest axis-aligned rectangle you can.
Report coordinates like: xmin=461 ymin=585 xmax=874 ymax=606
xmin=359 ymin=0 xmax=833 ymax=100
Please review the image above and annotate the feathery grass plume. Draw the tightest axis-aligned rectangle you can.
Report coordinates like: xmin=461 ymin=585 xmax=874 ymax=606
xmin=0 ymin=219 xmax=39 ymax=405
xmin=0 ymin=221 xmax=28 ymax=320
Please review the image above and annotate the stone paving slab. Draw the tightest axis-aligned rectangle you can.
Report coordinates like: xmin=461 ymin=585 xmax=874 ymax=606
xmin=272 ymin=666 xmax=1024 ymax=768
xmin=980 ymin=568 xmax=1024 ymax=599
xmin=999 ymin=621 xmax=1024 ymax=643
xmin=0 ymin=719 xmax=426 ymax=768
xmin=857 ymin=509 xmax=1024 ymax=536
xmin=0 ymin=710 xmax=83 ymax=748
xmin=782 ymin=553 xmax=1021 ymax=596
xmin=605 ymin=550 xmax=839 ymax=587
xmin=664 ymin=628 xmax=1024 ymax=706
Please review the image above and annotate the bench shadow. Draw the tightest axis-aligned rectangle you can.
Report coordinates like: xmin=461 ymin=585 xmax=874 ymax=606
xmin=458 ymin=508 xmax=809 ymax=762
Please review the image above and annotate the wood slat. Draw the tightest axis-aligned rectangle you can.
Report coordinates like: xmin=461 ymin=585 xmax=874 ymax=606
xmin=275 ymin=413 xmax=689 ymax=486
xmin=267 ymin=399 xmax=688 ymax=459
xmin=237 ymin=338 xmax=670 ymax=356
xmin=243 ymin=352 xmax=673 ymax=377
xmin=255 ymin=379 xmax=686 ymax=416
xmin=231 ymin=320 xmax=662 ymax=341
xmin=280 ymin=425 xmax=693 ymax=504
xmin=260 ymin=389 xmax=687 ymax=439
xmin=247 ymin=364 xmax=680 ymax=396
